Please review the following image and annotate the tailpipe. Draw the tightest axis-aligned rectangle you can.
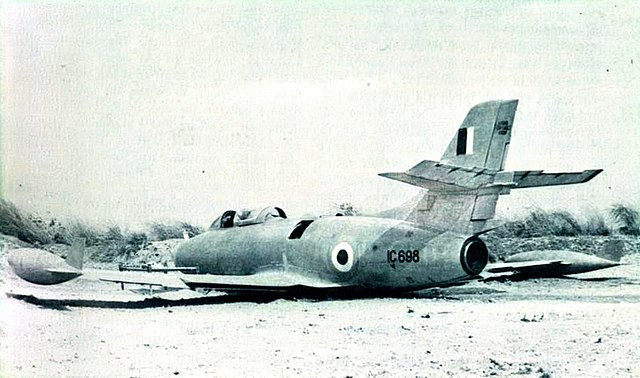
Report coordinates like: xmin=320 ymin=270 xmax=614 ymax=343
xmin=460 ymin=238 xmax=488 ymax=275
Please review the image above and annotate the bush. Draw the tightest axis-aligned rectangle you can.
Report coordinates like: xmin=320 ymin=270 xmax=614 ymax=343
xmin=497 ymin=209 xmax=585 ymax=238
xmin=179 ymin=222 xmax=204 ymax=238
xmin=583 ymin=213 xmax=611 ymax=236
xmin=0 ymin=200 xmax=208 ymax=263
xmin=334 ymin=202 xmax=359 ymax=216
xmin=495 ymin=206 xmax=640 ymax=238
xmin=92 ymin=225 xmax=148 ymax=262
xmin=609 ymin=204 xmax=640 ymax=236
xmin=52 ymin=219 xmax=104 ymax=247
xmin=545 ymin=211 xmax=583 ymax=236
xmin=0 ymin=199 xmax=51 ymax=245
xmin=148 ymin=221 xmax=204 ymax=241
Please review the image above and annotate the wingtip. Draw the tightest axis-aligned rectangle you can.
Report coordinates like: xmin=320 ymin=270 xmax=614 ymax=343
xmin=378 ymin=172 xmax=401 ymax=179
xmin=584 ymin=169 xmax=604 ymax=182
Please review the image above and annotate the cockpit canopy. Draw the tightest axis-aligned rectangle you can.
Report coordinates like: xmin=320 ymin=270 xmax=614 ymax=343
xmin=209 ymin=206 xmax=287 ymax=230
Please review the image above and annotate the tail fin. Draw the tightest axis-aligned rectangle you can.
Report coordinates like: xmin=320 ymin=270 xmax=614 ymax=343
xmin=65 ymin=238 xmax=85 ymax=270
xmin=379 ymin=100 xmax=602 ymax=235
xmin=440 ymin=100 xmax=518 ymax=171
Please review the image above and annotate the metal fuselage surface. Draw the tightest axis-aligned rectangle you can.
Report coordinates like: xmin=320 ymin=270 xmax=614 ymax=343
xmin=174 ymin=216 xmax=484 ymax=291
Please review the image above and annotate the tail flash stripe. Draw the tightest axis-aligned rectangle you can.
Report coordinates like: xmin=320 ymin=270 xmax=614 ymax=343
xmin=456 ymin=128 xmax=467 ymax=155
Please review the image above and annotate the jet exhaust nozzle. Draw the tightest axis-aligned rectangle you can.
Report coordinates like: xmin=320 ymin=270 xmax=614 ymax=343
xmin=460 ymin=238 xmax=489 ymax=275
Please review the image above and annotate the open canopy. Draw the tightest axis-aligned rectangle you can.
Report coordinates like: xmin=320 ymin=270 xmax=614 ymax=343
xmin=209 ymin=206 xmax=287 ymax=230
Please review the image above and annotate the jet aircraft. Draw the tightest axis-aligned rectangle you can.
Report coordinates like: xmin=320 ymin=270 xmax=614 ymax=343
xmin=6 ymin=100 xmax=610 ymax=295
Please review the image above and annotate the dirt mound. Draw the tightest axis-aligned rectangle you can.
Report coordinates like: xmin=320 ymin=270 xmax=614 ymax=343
xmin=121 ymin=238 xmax=185 ymax=268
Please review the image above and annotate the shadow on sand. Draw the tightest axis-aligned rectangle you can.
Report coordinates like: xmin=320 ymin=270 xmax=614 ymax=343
xmin=6 ymin=292 xmax=287 ymax=310
xmin=6 ymin=283 xmax=507 ymax=310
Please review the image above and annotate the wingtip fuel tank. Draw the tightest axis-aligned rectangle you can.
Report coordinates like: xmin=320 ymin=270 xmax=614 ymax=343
xmin=6 ymin=239 xmax=85 ymax=285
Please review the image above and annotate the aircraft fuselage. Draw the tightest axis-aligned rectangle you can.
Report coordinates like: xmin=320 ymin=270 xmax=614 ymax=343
xmin=174 ymin=216 xmax=488 ymax=291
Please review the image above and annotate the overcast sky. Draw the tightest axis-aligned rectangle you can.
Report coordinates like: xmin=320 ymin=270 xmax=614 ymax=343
xmin=2 ymin=1 xmax=639 ymax=227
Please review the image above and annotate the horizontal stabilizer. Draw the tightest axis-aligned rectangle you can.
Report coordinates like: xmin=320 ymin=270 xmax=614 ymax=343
xmin=495 ymin=169 xmax=603 ymax=189
xmin=380 ymin=163 xmax=602 ymax=193
xmin=379 ymin=160 xmax=497 ymax=192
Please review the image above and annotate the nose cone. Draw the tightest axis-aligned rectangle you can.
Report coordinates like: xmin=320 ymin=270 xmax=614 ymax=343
xmin=7 ymin=248 xmax=82 ymax=285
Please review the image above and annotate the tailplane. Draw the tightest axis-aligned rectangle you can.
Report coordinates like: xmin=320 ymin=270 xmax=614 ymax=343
xmin=379 ymin=100 xmax=602 ymax=234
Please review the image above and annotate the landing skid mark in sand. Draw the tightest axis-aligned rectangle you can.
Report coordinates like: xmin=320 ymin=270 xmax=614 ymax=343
xmin=5 ymin=284 xmax=508 ymax=310
xmin=5 ymin=292 xmax=284 ymax=309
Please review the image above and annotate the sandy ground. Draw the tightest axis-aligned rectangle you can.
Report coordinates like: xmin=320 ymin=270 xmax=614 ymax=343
xmin=1 ymin=256 xmax=639 ymax=377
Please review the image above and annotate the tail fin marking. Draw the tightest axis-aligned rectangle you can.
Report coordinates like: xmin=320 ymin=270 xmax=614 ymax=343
xmin=441 ymin=100 xmax=518 ymax=171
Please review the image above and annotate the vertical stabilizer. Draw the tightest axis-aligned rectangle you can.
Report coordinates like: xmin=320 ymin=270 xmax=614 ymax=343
xmin=441 ymin=100 xmax=518 ymax=171
xmin=65 ymin=238 xmax=85 ymax=270
xmin=379 ymin=100 xmax=518 ymax=234
xmin=379 ymin=99 xmax=601 ymax=235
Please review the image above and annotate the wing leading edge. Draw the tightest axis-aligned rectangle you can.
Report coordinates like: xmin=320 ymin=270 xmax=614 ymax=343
xmin=180 ymin=270 xmax=349 ymax=292
xmin=96 ymin=269 xmax=350 ymax=293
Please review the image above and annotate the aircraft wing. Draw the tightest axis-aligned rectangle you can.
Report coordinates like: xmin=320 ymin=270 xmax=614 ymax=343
xmin=92 ymin=269 xmax=190 ymax=289
xmin=180 ymin=270 xmax=349 ymax=292
xmin=94 ymin=268 xmax=349 ymax=293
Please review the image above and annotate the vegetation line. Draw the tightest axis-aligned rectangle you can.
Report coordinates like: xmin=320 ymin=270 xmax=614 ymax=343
xmin=1 ymin=199 xmax=638 ymax=263
xmin=0 ymin=199 xmax=203 ymax=262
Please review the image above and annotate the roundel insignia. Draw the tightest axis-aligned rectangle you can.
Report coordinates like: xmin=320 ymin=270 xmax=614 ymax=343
xmin=331 ymin=242 xmax=355 ymax=272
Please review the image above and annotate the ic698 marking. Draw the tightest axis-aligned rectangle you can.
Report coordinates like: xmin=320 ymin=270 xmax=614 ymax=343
xmin=387 ymin=249 xmax=420 ymax=263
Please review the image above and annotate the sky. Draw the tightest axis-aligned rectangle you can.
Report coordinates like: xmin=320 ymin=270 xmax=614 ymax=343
xmin=2 ymin=1 xmax=639 ymax=227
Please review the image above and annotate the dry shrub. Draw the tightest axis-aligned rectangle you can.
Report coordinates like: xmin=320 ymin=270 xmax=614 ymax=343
xmin=92 ymin=225 xmax=148 ymax=262
xmin=546 ymin=211 xmax=582 ymax=236
xmin=54 ymin=219 xmax=104 ymax=246
xmin=0 ymin=199 xmax=51 ymax=245
xmin=609 ymin=204 xmax=640 ymax=236
xmin=334 ymin=202 xmax=359 ymax=216
xmin=0 ymin=200 xmax=208 ymax=263
xmin=583 ymin=213 xmax=611 ymax=236
xmin=497 ymin=209 xmax=583 ymax=237
xmin=148 ymin=222 xmax=204 ymax=241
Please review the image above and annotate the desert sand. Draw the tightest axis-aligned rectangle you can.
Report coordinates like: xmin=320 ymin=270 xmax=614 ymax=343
xmin=1 ymin=255 xmax=639 ymax=377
